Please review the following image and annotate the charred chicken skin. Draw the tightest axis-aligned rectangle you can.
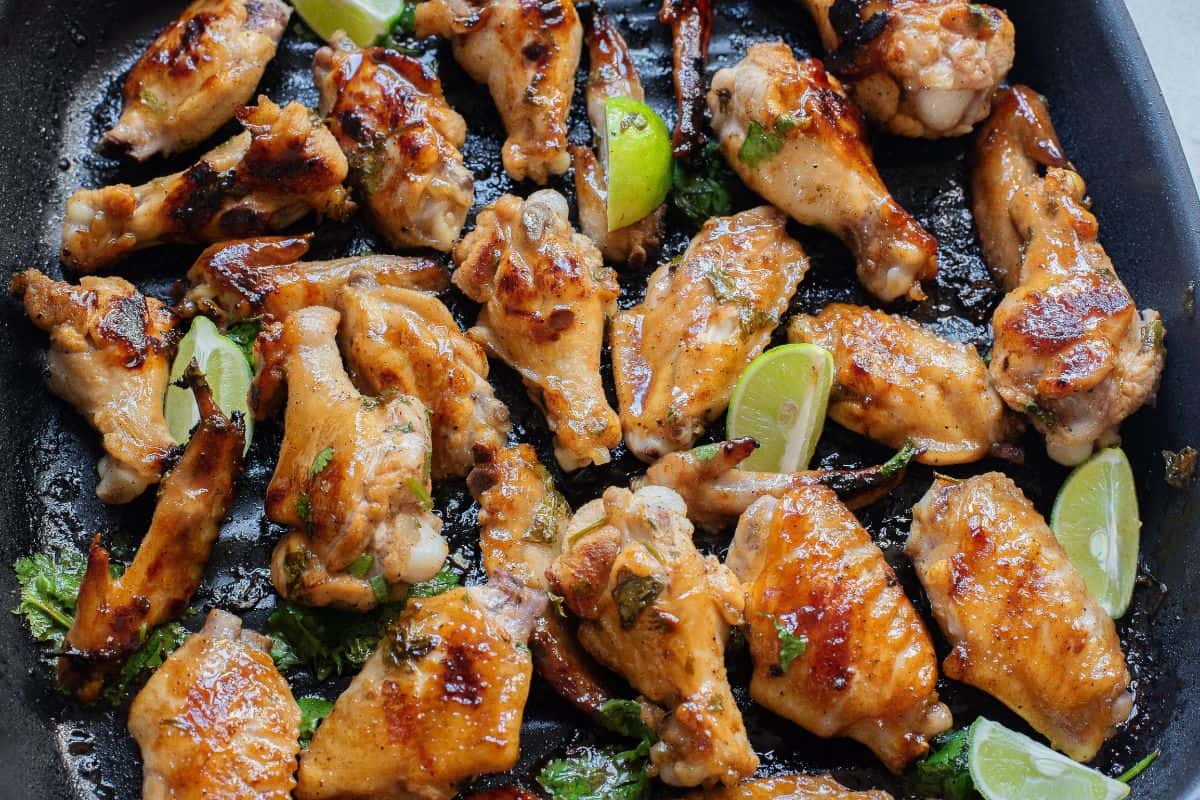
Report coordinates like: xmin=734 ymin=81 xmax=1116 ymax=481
xmin=659 ymin=0 xmax=713 ymax=160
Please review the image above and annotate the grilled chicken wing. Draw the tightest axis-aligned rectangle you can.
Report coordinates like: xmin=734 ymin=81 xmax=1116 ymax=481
xmin=453 ymin=191 xmax=620 ymax=471
xmin=12 ymin=270 xmax=178 ymax=504
xmin=60 ymin=371 xmax=244 ymax=701
xmin=264 ymin=306 xmax=447 ymax=611
xmin=660 ymin=0 xmax=713 ymax=160
xmin=728 ymin=486 xmax=951 ymax=772
xmin=101 ymin=0 xmax=290 ymax=161
xmin=788 ymin=304 xmax=1014 ymax=464
xmin=129 ymin=610 xmax=299 ymax=800
xmin=708 ymin=43 xmax=937 ymax=302
xmin=64 ymin=97 xmax=353 ymax=272
xmin=908 ymin=473 xmax=1134 ymax=761
xmin=684 ymin=774 xmax=893 ymax=800
xmin=314 ymin=33 xmax=474 ymax=251
xmin=296 ymin=578 xmax=545 ymax=800
xmin=415 ymin=0 xmax=581 ymax=184
xmin=549 ymin=485 xmax=759 ymax=787
xmin=973 ymin=86 xmax=1164 ymax=465
xmin=801 ymin=0 xmax=1014 ymax=138
xmin=612 ymin=206 xmax=809 ymax=462
xmin=337 ymin=272 xmax=510 ymax=479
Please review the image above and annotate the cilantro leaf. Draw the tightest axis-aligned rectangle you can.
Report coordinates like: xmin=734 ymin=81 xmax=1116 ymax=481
xmin=13 ymin=546 xmax=87 ymax=646
xmin=596 ymin=699 xmax=655 ymax=743
xmin=224 ymin=317 xmax=263 ymax=367
xmin=102 ymin=622 xmax=189 ymax=704
xmin=767 ymin=614 xmax=807 ymax=674
xmin=670 ymin=140 xmax=736 ymax=224
xmin=537 ymin=745 xmax=652 ymax=800
xmin=738 ymin=121 xmax=784 ymax=167
xmin=297 ymin=695 xmax=335 ymax=746
xmin=907 ymin=728 xmax=978 ymax=800
xmin=310 ymin=447 xmax=335 ymax=477
xmin=405 ymin=563 xmax=461 ymax=599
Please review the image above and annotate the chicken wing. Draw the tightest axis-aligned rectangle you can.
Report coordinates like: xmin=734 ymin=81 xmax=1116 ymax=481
xmin=907 ymin=473 xmax=1133 ymax=761
xmin=296 ymin=577 xmax=545 ymax=800
xmin=684 ymin=774 xmax=893 ymax=800
xmin=313 ymin=33 xmax=474 ymax=251
xmin=728 ymin=486 xmax=951 ymax=772
xmin=453 ymin=191 xmax=620 ymax=471
xmin=64 ymin=97 xmax=353 ymax=272
xmin=660 ymin=0 xmax=713 ymax=160
xmin=548 ymin=485 xmax=759 ymax=787
xmin=415 ymin=0 xmax=581 ymax=184
xmin=129 ymin=610 xmax=300 ymax=800
xmin=12 ymin=269 xmax=178 ymax=504
xmin=708 ymin=43 xmax=937 ymax=302
xmin=973 ymin=86 xmax=1164 ymax=465
xmin=788 ymin=303 xmax=1014 ymax=464
xmin=612 ymin=206 xmax=809 ymax=462
xmin=100 ymin=0 xmax=290 ymax=161
xmin=264 ymin=306 xmax=447 ymax=611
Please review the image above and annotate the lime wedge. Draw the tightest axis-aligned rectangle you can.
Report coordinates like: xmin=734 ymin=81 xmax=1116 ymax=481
xmin=968 ymin=718 xmax=1130 ymax=800
xmin=164 ymin=316 xmax=253 ymax=452
xmin=726 ymin=344 xmax=834 ymax=473
xmin=603 ymin=97 xmax=672 ymax=231
xmin=1050 ymin=447 xmax=1140 ymax=618
xmin=291 ymin=0 xmax=411 ymax=46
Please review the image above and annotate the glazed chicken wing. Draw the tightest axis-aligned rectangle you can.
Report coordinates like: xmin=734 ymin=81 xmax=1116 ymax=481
xmin=314 ymin=33 xmax=474 ymax=251
xmin=296 ymin=578 xmax=546 ymax=800
xmin=612 ymin=206 xmax=809 ymax=462
xmin=453 ymin=191 xmax=620 ymax=471
xmin=65 ymin=97 xmax=353 ymax=272
xmin=908 ymin=473 xmax=1133 ymax=761
xmin=548 ymin=485 xmax=759 ymax=787
xmin=12 ymin=269 xmax=178 ymax=504
xmin=264 ymin=306 xmax=447 ymax=611
xmin=789 ymin=303 xmax=1014 ymax=464
xmin=659 ymin=0 xmax=713 ymax=160
xmin=415 ymin=0 xmax=581 ymax=184
xmin=684 ymin=774 xmax=893 ymax=800
xmin=708 ymin=43 xmax=937 ymax=302
xmin=973 ymin=86 xmax=1164 ymax=465
xmin=728 ymin=486 xmax=951 ymax=772
xmin=129 ymin=610 xmax=300 ymax=800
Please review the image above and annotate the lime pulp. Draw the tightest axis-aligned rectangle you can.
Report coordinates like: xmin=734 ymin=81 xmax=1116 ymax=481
xmin=603 ymin=97 xmax=672 ymax=231
xmin=968 ymin=718 xmax=1129 ymax=800
xmin=290 ymin=0 xmax=409 ymax=46
xmin=164 ymin=316 xmax=253 ymax=453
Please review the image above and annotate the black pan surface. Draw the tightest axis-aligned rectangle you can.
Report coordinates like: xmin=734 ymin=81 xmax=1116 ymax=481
xmin=1 ymin=0 xmax=1199 ymax=798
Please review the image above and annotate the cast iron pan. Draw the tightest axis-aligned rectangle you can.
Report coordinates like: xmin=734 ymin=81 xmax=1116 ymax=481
xmin=1 ymin=0 xmax=1199 ymax=797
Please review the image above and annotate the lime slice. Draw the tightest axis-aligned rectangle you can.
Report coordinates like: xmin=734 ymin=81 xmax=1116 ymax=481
xmin=290 ymin=0 xmax=411 ymax=46
xmin=603 ymin=97 xmax=672 ymax=231
xmin=164 ymin=316 xmax=253 ymax=452
xmin=968 ymin=718 xmax=1130 ymax=800
xmin=726 ymin=344 xmax=834 ymax=473
xmin=1050 ymin=447 xmax=1140 ymax=618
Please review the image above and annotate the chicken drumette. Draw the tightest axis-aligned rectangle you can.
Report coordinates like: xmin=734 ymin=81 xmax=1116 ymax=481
xmin=684 ymin=774 xmax=893 ymax=800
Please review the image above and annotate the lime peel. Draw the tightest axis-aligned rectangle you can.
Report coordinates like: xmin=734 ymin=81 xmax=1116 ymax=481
xmin=604 ymin=97 xmax=672 ymax=231
xmin=291 ymin=0 xmax=412 ymax=46
xmin=164 ymin=316 xmax=254 ymax=453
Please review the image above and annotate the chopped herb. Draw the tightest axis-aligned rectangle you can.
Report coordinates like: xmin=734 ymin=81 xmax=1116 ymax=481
xmin=346 ymin=554 xmax=374 ymax=578
xmin=665 ymin=405 xmax=681 ymax=424
xmin=597 ymin=699 xmax=655 ymax=743
xmin=1117 ymin=750 xmax=1159 ymax=783
xmin=310 ymin=447 xmax=335 ymax=477
xmin=738 ymin=306 xmax=778 ymax=336
xmin=765 ymin=614 xmax=807 ymax=674
xmin=704 ymin=266 xmax=741 ymax=304
xmin=224 ymin=317 xmax=263 ymax=367
xmin=406 ymin=564 xmax=461 ymax=599
xmin=527 ymin=489 xmax=569 ymax=544
xmin=295 ymin=495 xmax=313 ymax=525
xmin=13 ymin=546 xmax=87 ymax=646
xmin=267 ymin=602 xmax=382 ymax=681
xmin=1024 ymin=401 xmax=1058 ymax=430
xmin=690 ymin=443 xmax=721 ymax=461
xmin=537 ymin=744 xmax=652 ymax=800
xmin=1140 ymin=318 xmax=1165 ymax=354
xmin=738 ymin=120 xmax=785 ymax=167
xmin=612 ymin=572 xmax=663 ymax=629
xmin=388 ymin=421 xmax=415 ymax=434
xmin=378 ymin=0 xmax=416 ymax=42
xmin=297 ymin=695 xmax=334 ymax=746
xmin=404 ymin=477 xmax=434 ymax=511
xmin=967 ymin=4 xmax=999 ymax=30
xmin=386 ymin=625 xmax=437 ymax=667
xmin=879 ymin=439 xmax=919 ymax=478
xmin=370 ymin=574 xmax=391 ymax=603
xmin=138 ymin=89 xmax=166 ymax=114
xmin=908 ymin=728 xmax=977 ymax=800
xmin=670 ymin=140 xmax=736 ymax=224
xmin=102 ymin=622 xmax=189 ymax=704
xmin=1163 ymin=446 xmax=1198 ymax=488
xmin=569 ymin=515 xmax=611 ymax=545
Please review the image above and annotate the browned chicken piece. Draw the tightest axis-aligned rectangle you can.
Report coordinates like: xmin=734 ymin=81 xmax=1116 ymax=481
xmin=974 ymin=86 xmax=1165 ymax=465
xmin=337 ymin=272 xmax=510 ymax=479
xmin=101 ymin=0 xmax=291 ymax=161
xmin=265 ymin=306 xmax=447 ymax=611
xmin=296 ymin=578 xmax=546 ymax=800
xmin=415 ymin=0 xmax=581 ymax=184
xmin=708 ymin=43 xmax=938 ymax=302
xmin=453 ymin=191 xmax=621 ymax=471
xmin=59 ymin=371 xmax=244 ymax=701
xmin=313 ymin=32 xmax=474 ymax=252
xmin=660 ymin=0 xmax=713 ymax=160
xmin=801 ymin=0 xmax=1014 ymax=138
xmin=683 ymin=774 xmax=893 ymax=800
xmin=788 ymin=303 xmax=1015 ymax=464
xmin=728 ymin=486 xmax=952 ymax=773
xmin=64 ymin=97 xmax=353 ymax=272
xmin=612 ymin=206 xmax=809 ymax=462
xmin=129 ymin=610 xmax=300 ymax=800
xmin=908 ymin=473 xmax=1134 ymax=761
xmin=549 ymin=485 xmax=759 ymax=787
xmin=12 ymin=269 xmax=179 ymax=504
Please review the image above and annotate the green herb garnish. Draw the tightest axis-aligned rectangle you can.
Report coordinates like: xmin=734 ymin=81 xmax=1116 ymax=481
xmin=612 ymin=572 xmax=663 ymax=629
xmin=224 ymin=317 xmax=263 ymax=367
xmin=766 ymin=613 xmax=807 ymax=674
xmin=102 ymin=622 xmax=189 ymax=704
xmin=670 ymin=140 xmax=736 ymax=224
xmin=1117 ymin=750 xmax=1159 ymax=784
xmin=404 ymin=478 xmax=434 ymax=512
xmin=597 ymin=699 xmax=656 ymax=743
xmin=310 ymin=447 xmax=335 ymax=477
xmin=537 ymin=743 xmax=652 ymax=800
xmin=13 ymin=546 xmax=87 ymax=646
xmin=297 ymin=695 xmax=334 ymax=747
xmin=879 ymin=439 xmax=919 ymax=478
xmin=346 ymin=554 xmax=374 ymax=578
xmin=908 ymin=728 xmax=977 ymax=800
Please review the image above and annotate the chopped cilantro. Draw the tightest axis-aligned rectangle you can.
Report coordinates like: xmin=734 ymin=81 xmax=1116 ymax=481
xmin=13 ymin=546 xmax=87 ymax=646
xmin=766 ymin=614 xmax=807 ymax=674
xmin=908 ymin=727 xmax=977 ymax=800
xmin=612 ymin=572 xmax=663 ymax=629
xmin=738 ymin=121 xmax=783 ymax=167
xmin=102 ymin=622 xmax=189 ymax=704
xmin=297 ymin=695 xmax=335 ymax=747
xmin=346 ymin=554 xmax=374 ymax=578
xmin=406 ymin=564 xmax=461 ymax=598
xmin=670 ymin=140 xmax=736 ymax=224
xmin=224 ymin=317 xmax=263 ymax=367
xmin=597 ymin=699 xmax=655 ymax=742
xmin=404 ymin=477 xmax=434 ymax=511
xmin=537 ymin=743 xmax=652 ymax=800
xmin=310 ymin=447 xmax=335 ymax=477
xmin=690 ymin=443 xmax=722 ymax=461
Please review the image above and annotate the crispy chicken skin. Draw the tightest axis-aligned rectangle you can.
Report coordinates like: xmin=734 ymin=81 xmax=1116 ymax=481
xmin=60 ymin=372 xmax=244 ymax=701
xmin=453 ymin=191 xmax=621 ymax=471
xmin=129 ymin=610 xmax=300 ymax=800
xmin=908 ymin=473 xmax=1134 ymax=761
xmin=337 ymin=272 xmax=511 ymax=479
xmin=313 ymin=33 xmax=474 ymax=252
xmin=101 ymin=0 xmax=290 ymax=161
xmin=64 ymin=97 xmax=353 ymax=272
xmin=973 ymin=86 xmax=1165 ymax=465
xmin=264 ymin=306 xmax=447 ymax=611
xmin=415 ymin=0 xmax=581 ymax=184
xmin=801 ymin=0 xmax=1014 ymax=138
xmin=296 ymin=578 xmax=546 ymax=800
xmin=708 ymin=43 xmax=938 ymax=302
xmin=660 ymin=0 xmax=713 ymax=161
xmin=12 ymin=269 xmax=178 ymax=504
xmin=789 ymin=304 xmax=1014 ymax=465
xmin=548 ymin=486 xmax=759 ymax=787
xmin=728 ymin=487 xmax=951 ymax=772
xmin=612 ymin=206 xmax=809 ymax=462
xmin=684 ymin=774 xmax=893 ymax=800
